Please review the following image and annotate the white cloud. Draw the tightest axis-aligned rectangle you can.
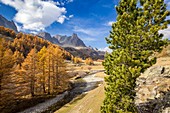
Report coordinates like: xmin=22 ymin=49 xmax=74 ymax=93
xmin=69 ymin=15 xmax=74 ymax=18
xmin=14 ymin=22 xmax=22 ymax=32
xmin=60 ymin=0 xmax=74 ymax=6
xmin=57 ymin=15 xmax=67 ymax=24
xmin=0 ymin=0 xmax=68 ymax=31
xmin=107 ymin=21 xmax=115 ymax=26
xmin=159 ymin=25 xmax=170 ymax=39
xmin=99 ymin=47 xmax=112 ymax=53
xmin=73 ymin=26 xmax=109 ymax=37
xmin=82 ymin=37 xmax=96 ymax=42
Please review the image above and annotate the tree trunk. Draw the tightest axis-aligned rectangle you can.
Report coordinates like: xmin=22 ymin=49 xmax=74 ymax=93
xmin=55 ymin=60 xmax=59 ymax=87
xmin=42 ymin=62 xmax=46 ymax=94
xmin=48 ymin=57 xmax=51 ymax=94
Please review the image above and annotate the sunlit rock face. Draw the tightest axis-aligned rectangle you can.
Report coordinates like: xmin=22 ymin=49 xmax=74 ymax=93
xmin=135 ymin=65 xmax=170 ymax=113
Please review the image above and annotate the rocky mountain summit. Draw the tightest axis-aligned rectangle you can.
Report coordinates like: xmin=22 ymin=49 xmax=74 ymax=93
xmin=37 ymin=32 xmax=86 ymax=48
xmin=135 ymin=56 xmax=170 ymax=113
xmin=0 ymin=15 xmax=18 ymax=32
xmin=37 ymin=32 xmax=105 ymax=59
xmin=54 ymin=33 xmax=86 ymax=47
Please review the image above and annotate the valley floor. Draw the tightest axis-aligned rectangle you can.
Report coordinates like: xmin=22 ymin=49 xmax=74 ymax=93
xmin=55 ymin=72 xmax=105 ymax=113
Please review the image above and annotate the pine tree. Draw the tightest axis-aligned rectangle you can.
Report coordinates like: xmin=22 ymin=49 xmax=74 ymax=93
xmin=101 ymin=0 xmax=170 ymax=112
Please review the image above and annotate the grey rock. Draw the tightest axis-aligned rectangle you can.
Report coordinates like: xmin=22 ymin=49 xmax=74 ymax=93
xmin=135 ymin=65 xmax=170 ymax=113
xmin=0 ymin=15 xmax=18 ymax=32
xmin=38 ymin=32 xmax=86 ymax=48
xmin=53 ymin=33 xmax=86 ymax=47
xmin=37 ymin=32 xmax=60 ymax=45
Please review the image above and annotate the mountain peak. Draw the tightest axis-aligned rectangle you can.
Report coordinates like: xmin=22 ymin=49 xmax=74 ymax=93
xmin=37 ymin=32 xmax=55 ymax=43
xmin=72 ymin=33 xmax=78 ymax=37
xmin=55 ymin=33 xmax=86 ymax=47
xmin=38 ymin=32 xmax=51 ymax=38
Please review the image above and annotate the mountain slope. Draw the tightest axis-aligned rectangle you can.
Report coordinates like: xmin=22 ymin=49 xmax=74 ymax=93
xmin=0 ymin=15 xmax=18 ymax=32
xmin=64 ymin=47 xmax=105 ymax=60
xmin=37 ymin=32 xmax=104 ymax=59
xmin=54 ymin=33 xmax=86 ymax=47
xmin=0 ymin=15 xmax=104 ymax=60
xmin=38 ymin=32 xmax=86 ymax=47
xmin=37 ymin=32 xmax=60 ymax=45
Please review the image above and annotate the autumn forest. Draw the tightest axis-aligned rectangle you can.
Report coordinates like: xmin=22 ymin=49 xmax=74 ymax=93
xmin=0 ymin=26 xmax=76 ymax=112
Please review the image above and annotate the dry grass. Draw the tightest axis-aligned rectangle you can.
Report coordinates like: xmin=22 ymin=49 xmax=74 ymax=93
xmin=66 ymin=61 xmax=104 ymax=72
xmin=157 ymin=45 xmax=170 ymax=58
xmin=55 ymin=84 xmax=105 ymax=113
xmin=95 ymin=72 xmax=107 ymax=78
xmin=54 ymin=61 xmax=105 ymax=113
xmin=154 ymin=57 xmax=170 ymax=66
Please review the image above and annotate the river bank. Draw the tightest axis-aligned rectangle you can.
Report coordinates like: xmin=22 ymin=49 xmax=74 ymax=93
xmin=18 ymin=71 xmax=104 ymax=113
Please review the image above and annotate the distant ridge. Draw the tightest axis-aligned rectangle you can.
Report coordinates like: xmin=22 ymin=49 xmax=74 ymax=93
xmin=37 ymin=32 xmax=86 ymax=48
xmin=0 ymin=15 xmax=18 ymax=32
xmin=0 ymin=15 xmax=105 ymax=59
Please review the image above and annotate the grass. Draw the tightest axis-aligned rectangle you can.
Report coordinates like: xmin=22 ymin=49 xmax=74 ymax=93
xmin=55 ymin=82 xmax=105 ymax=113
xmin=67 ymin=61 xmax=104 ymax=72
xmin=54 ymin=94 xmax=87 ymax=113
xmin=55 ymin=68 xmax=107 ymax=113
xmin=95 ymin=72 xmax=107 ymax=78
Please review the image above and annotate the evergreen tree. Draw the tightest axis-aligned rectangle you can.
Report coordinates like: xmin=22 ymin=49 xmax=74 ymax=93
xmin=101 ymin=0 xmax=170 ymax=113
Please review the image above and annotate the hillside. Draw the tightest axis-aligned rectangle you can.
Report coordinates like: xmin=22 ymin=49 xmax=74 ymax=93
xmin=64 ymin=47 xmax=105 ymax=60
xmin=0 ymin=15 xmax=105 ymax=60
xmin=0 ymin=27 xmax=74 ymax=113
xmin=135 ymin=45 xmax=170 ymax=113
xmin=0 ymin=15 xmax=18 ymax=32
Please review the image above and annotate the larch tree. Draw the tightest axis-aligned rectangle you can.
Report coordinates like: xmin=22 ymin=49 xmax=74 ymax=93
xmin=46 ymin=45 xmax=54 ymax=94
xmin=21 ymin=48 xmax=38 ymax=97
xmin=53 ymin=46 xmax=67 ymax=91
xmin=13 ymin=50 xmax=24 ymax=67
xmin=101 ymin=0 xmax=170 ymax=113
xmin=37 ymin=46 xmax=47 ymax=94
xmin=0 ymin=41 xmax=14 ymax=108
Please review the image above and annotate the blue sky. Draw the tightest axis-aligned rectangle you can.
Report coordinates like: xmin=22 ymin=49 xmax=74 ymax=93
xmin=0 ymin=0 xmax=170 ymax=50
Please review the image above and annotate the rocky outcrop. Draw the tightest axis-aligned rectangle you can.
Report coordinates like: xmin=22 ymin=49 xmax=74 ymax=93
xmin=53 ymin=33 xmax=86 ymax=47
xmin=38 ymin=33 xmax=86 ymax=48
xmin=135 ymin=66 xmax=170 ymax=113
xmin=37 ymin=32 xmax=104 ymax=59
xmin=37 ymin=32 xmax=58 ymax=44
xmin=0 ymin=15 xmax=18 ymax=32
